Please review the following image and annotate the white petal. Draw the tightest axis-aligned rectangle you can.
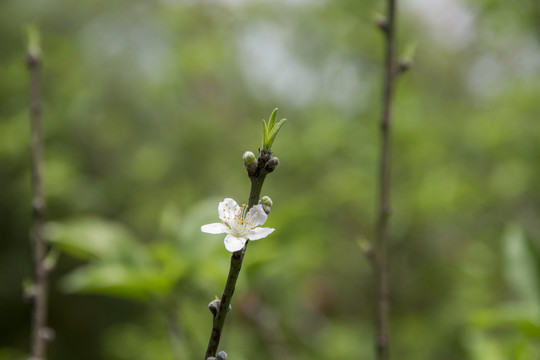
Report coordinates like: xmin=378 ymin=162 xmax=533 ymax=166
xmin=248 ymin=227 xmax=274 ymax=241
xmin=219 ymin=198 xmax=240 ymax=222
xmin=246 ymin=204 xmax=267 ymax=227
xmin=224 ymin=234 xmax=247 ymax=252
xmin=201 ymin=223 xmax=228 ymax=234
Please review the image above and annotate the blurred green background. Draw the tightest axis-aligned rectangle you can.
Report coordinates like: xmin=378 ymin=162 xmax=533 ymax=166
xmin=2 ymin=0 xmax=540 ymax=359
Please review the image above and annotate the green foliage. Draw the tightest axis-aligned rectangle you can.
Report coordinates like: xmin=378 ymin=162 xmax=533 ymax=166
xmin=466 ymin=226 xmax=540 ymax=359
xmin=262 ymin=108 xmax=287 ymax=153
xmin=45 ymin=218 xmax=144 ymax=261
xmin=43 ymin=199 xmax=226 ymax=303
xmin=45 ymin=217 xmax=180 ymax=300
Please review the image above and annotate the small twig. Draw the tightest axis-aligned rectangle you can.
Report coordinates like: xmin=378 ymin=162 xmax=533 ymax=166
xmin=27 ymin=25 xmax=50 ymax=360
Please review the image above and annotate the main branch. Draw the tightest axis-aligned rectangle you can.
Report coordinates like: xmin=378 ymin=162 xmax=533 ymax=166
xmin=204 ymin=150 xmax=273 ymax=359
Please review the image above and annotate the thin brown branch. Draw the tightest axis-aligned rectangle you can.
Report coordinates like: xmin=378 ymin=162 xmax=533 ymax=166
xmin=375 ymin=1 xmax=398 ymax=360
xmin=27 ymin=29 xmax=50 ymax=360
xmin=205 ymin=246 xmax=247 ymax=359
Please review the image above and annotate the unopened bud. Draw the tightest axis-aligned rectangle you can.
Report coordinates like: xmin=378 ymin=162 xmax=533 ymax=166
xmin=40 ymin=327 xmax=55 ymax=341
xmin=375 ymin=14 xmax=389 ymax=33
xmin=397 ymin=58 xmax=412 ymax=74
xmin=259 ymin=196 xmax=273 ymax=215
xmin=243 ymin=151 xmax=258 ymax=174
xmin=217 ymin=351 xmax=228 ymax=360
xmin=208 ymin=299 xmax=220 ymax=317
xmin=265 ymin=157 xmax=279 ymax=172
xmin=260 ymin=196 xmax=273 ymax=207
xmin=22 ymin=279 xmax=36 ymax=303
xmin=259 ymin=150 xmax=272 ymax=163
xmin=243 ymin=151 xmax=256 ymax=164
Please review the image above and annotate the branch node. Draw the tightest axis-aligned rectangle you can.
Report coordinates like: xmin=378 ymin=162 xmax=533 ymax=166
xmin=375 ymin=15 xmax=389 ymax=34
xmin=258 ymin=149 xmax=272 ymax=164
xmin=32 ymin=198 xmax=45 ymax=217
xmin=395 ymin=59 xmax=412 ymax=76
xmin=264 ymin=157 xmax=279 ymax=173
xmin=208 ymin=300 xmax=220 ymax=317
xmin=358 ymin=239 xmax=377 ymax=266
xmin=39 ymin=327 xmax=55 ymax=342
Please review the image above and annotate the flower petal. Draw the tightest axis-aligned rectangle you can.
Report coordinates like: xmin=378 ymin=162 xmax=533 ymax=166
xmin=248 ymin=227 xmax=274 ymax=240
xmin=219 ymin=198 xmax=240 ymax=223
xmin=201 ymin=223 xmax=229 ymax=234
xmin=224 ymin=234 xmax=247 ymax=252
xmin=246 ymin=204 xmax=267 ymax=227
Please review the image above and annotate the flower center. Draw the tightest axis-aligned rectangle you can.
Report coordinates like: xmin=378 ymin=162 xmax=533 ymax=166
xmin=222 ymin=203 xmax=259 ymax=238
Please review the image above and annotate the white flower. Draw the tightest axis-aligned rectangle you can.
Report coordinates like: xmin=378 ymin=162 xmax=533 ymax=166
xmin=201 ymin=198 xmax=275 ymax=252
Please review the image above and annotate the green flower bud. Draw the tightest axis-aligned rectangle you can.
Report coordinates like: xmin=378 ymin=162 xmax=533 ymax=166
xmin=259 ymin=196 xmax=273 ymax=215
xmin=243 ymin=151 xmax=258 ymax=174
xmin=242 ymin=151 xmax=259 ymax=174
xmin=243 ymin=151 xmax=256 ymax=165
xmin=260 ymin=196 xmax=273 ymax=207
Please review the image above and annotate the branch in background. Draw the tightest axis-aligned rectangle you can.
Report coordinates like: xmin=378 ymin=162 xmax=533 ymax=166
xmin=238 ymin=291 xmax=292 ymax=360
xmin=375 ymin=1 xmax=398 ymax=359
xmin=161 ymin=302 xmax=187 ymax=360
xmin=27 ymin=25 xmax=52 ymax=360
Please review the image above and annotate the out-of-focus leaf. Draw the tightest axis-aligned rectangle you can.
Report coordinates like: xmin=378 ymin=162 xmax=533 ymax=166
xmin=44 ymin=217 xmax=146 ymax=262
xmin=148 ymin=241 xmax=190 ymax=285
xmin=525 ymin=233 xmax=540 ymax=291
xmin=465 ymin=330 xmax=505 ymax=360
xmin=60 ymin=262 xmax=177 ymax=302
xmin=503 ymin=225 xmax=540 ymax=307
xmin=469 ymin=305 xmax=540 ymax=334
xmin=0 ymin=348 xmax=26 ymax=360
xmin=178 ymin=197 xmax=221 ymax=244
xmin=519 ymin=320 xmax=540 ymax=339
